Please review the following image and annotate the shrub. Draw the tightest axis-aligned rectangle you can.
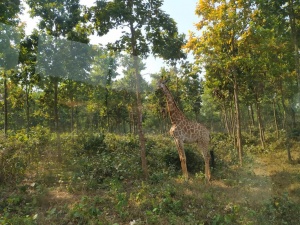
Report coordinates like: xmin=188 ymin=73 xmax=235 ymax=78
xmin=163 ymin=147 xmax=204 ymax=174
xmin=77 ymin=132 xmax=106 ymax=156
xmin=0 ymin=133 xmax=28 ymax=184
xmin=257 ymin=193 xmax=300 ymax=224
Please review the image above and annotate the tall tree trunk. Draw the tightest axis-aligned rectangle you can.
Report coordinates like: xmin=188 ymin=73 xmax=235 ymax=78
xmin=129 ymin=13 xmax=149 ymax=179
xmin=230 ymin=102 xmax=237 ymax=149
xmin=105 ymin=87 xmax=110 ymax=132
xmin=281 ymin=98 xmax=287 ymax=130
xmin=223 ymin=108 xmax=230 ymax=135
xmin=54 ymin=79 xmax=59 ymax=132
xmin=129 ymin=111 xmax=132 ymax=133
xmin=230 ymin=101 xmax=236 ymax=137
xmin=272 ymin=99 xmax=279 ymax=138
xmin=3 ymin=72 xmax=8 ymax=137
xmin=133 ymin=58 xmax=149 ymax=179
xmin=255 ymin=101 xmax=266 ymax=149
xmin=280 ymin=83 xmax=293 ymax=161
xmin=288 ymin=0 xmax=300 ymax=91
xmin=69 ymin=87 xmax=74 ymax=133
xmin=25 ymin=83 xmax=30 ymax=138
xmin=70 ymin=106 xmax=74 ymax=133
xmin=222 ymin=102 xmax=231 ymax=135
xmin=249 ymin=104 xmax=255 ymax=127
xmin=233 ymin=72 xmax=243 ymax=165
xmin=255 ymin=87 xmax=265 ymax=149
xmin=53 ymin=77 xmax=61 ymax=160
xmin=248 ymin=104 xmax=254 ymax=136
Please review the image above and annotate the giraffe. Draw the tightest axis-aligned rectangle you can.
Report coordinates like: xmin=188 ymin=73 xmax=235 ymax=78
xmin=157 ymin=79 xmax=212 ymax=182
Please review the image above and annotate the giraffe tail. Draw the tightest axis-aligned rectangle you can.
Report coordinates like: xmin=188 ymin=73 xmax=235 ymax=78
xmin=208 ymin=134 xmax=215 ymax=169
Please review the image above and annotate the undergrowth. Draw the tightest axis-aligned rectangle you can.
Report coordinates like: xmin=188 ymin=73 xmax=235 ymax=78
xmin=0 ymin=129 xmax=300 ymax=224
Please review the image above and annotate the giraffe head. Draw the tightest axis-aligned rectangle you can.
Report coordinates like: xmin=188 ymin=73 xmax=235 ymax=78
xmin=157 ymin=78 xmax=169 ymax=89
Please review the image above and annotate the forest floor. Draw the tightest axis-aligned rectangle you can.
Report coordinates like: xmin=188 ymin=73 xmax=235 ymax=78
xmin=1 ymin=133 xmax=300 ymax=224
xmin=211 ymin=149 xmax=300 ymax=214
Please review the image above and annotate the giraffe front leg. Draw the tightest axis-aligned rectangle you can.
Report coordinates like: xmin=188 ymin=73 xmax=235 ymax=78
xmin=174 ymin=139 xmax=189 ymax=180
xmin=204 ymin=157 xmax=211 ymax=183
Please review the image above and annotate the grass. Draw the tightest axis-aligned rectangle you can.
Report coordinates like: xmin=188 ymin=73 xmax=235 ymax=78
xmin=0 ymin=131 xmax=300 ymax=224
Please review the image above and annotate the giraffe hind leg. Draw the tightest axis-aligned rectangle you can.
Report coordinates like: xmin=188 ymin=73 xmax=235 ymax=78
xmin=198 ymin=142 xmax=211 ymax=183
xmin=205 ymin=157 xmax=211 ymax=182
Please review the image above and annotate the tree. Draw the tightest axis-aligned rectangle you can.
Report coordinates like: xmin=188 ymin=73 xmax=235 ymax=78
xmin=15 ymin=31 xmax=39 ymax=136
xmin=286 ymin=0 xmax=300 ymax=92
xmin=254 ymin=0 xmax=299 ymax=159
xmin=186 ymin=0 xmax=299 ymax=163
xmin=0 ymin=0 xmax=21 ymax=25
xmin=88 ymin=48 xmax=119 ymax=132
xmin=26 ymin=0 xmax=90 ymax=134
xmin=26 ymin=0 xmax=92 ymax=162
xmin=0 ymin=0 xmax=21 ymax=136
xmin=113 ymin=55 xmax=149 ymax=133
xmin=181 ymin=63 xmax=204 ymax=122
xmin=91 ymin=0 xmax=186 ymax=179
xmin=0 ymin=23 xmax=21 ymax=136
xmin=185 ymin=0 xmax=257 ymax=165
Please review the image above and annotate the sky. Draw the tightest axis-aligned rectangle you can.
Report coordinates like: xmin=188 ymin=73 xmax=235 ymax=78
xmin=19 ymin=0 xmax=200 ymax=80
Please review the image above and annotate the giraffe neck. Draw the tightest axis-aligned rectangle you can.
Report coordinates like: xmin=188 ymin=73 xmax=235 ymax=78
xmin=161 ymin=84 xmax=186 ymax=124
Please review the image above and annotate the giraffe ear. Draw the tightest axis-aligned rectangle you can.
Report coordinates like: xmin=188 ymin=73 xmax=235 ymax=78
xmin=161 ymin=78 xmax=170 ymax=84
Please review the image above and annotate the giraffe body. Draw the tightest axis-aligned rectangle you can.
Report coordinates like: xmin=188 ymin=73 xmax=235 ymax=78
xmin=170 ymin=121 xmax=209 ymax=144
xmin=158 ymin=79 xmax=212 ymax=182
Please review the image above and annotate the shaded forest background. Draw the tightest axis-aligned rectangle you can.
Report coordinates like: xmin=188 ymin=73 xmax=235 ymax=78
xmin=0 ymin=0 xmax=300 ymax=224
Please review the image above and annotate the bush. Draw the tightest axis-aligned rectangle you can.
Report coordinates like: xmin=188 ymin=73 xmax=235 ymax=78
xmin=66 ymin=133 xmax=143 ymax=190
xmin=77 ymin=132 xmax=106 ymax=156
xmin=257 ymin=193 xmax=300 ymax=224
xmin=146 ymin=135 xmax=209 ymax=177
xmin=0 ymin=133 xmax=28 ymax=184
xmin=163 ymin=147 xmax=204 ymax=174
